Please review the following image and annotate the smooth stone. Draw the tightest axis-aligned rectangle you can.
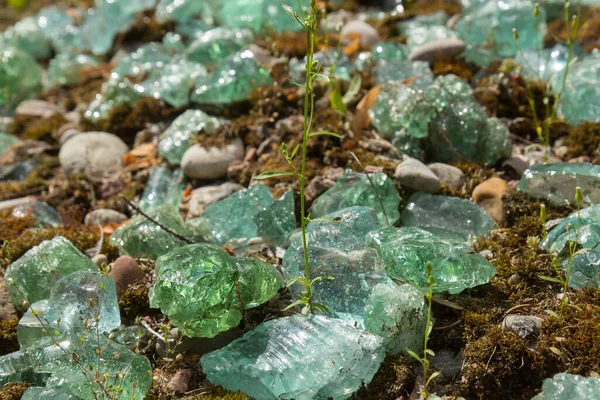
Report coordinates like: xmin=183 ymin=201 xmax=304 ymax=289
xmin=84 ymin=208 xmax=128 ymax=225
xmin=408 ymin=38 xmax=466 ymax=63
xmin=395 ymin=158 xmax=440 ymax=193
xmin=430 ymin=349 xmax=464 ymax=378
xmin=92 ymin=254 xmax=108 ymax=268
xmin=502 ymin=157 xmax=529 ymax=179
xmin=15 ymin=100 xmax=63 ymax=119
xmin=57 ymin=124 xmax=82 ymax=145
xmin=340 ymin=20 xmax=380 ymax=48
xmin=472 ymin=177 xmax=510 ymax=224
xmin=200 ymin=315 xmax=385 ymax=400
xmin=167 ymin=369 xmax=192 ymax=394
xmin=181 ymin=139 xmax=244 ymax=180
xmin=428 ymin=163 xmax=465 ymax=189
xmin=108 ymin=256 xmax=145 ymax=297
xmin=188 ymin=182 xmax=243 ymax=218
xmin=532 ymin=373 xmax=600 ymax=400
xmin=502 ymin=314 xmax=543 ymax=339
xmin=58 ymin=132 xmax=128 ymax=177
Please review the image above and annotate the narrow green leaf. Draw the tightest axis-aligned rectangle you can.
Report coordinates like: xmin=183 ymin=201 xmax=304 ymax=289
xmin=549 ymin=346 xmax=563 ymax=356
xmin=301 ymin=305 xmax=310 ymax=314
xmin=330 ymin=89 xmax=346 ymax=114
xmin=309 ymin=131 xmax=342 ymax=139
xmin=282 ymin=299 xmax=306 ymax=312
xmin=313 ymin=72 xmax=330 ymax=83
xmin=311 ymin=303 xmax=330 ymax=313
xmin=287 ymin=277 xmax=308 ymax=288
xmin=310 ymin=276 xmax=335 ymax=286
xmin=254 ymin=171 xmax=297 ymax=180
xmin=281 ymin=3 xmax=306 ymax=28
xmin=538 ymin=275 xmax=563 ymax=284
xmin=425 ymin=349 xmax=435 ymax=357
xmin=545 ymin=309 xmax=559 ymax=319
xmin=405 ymin=349 xmax=423 ymax=364
xmin=290 ymin=144 xmax=300 ymax=159
xmin=426 ymin=371 xmax=441 ymax=386
xmin=342 ymin=74 xmax=362 ymax=105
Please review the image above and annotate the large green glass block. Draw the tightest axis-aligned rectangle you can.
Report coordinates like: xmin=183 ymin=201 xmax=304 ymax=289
xmin=235 ymin=257 xmax=284 ymax=308
xmin=456 ymin=0 xmax=546 ymax=66
xmin=47 ymin=53 xmax=101 ymax=88
xmin=254 ymin=189 xmax=296 ymax=247
xmin=371 ymin=42 xmax=408 ymax=63
xmin=200 ymin=184 xmax=274 ymax=245
xmin=364 ymin=282 xmax=426 ymax=355
xmin=114 ymin=42 xmax=174 ymax=77
xmin=283 ymin=207 xmax=387 ymax=324
xmin=397 ymin=11 xmax=450 ymax=34
xmin=551 ymin=54 xmax=600 ymax=125
xmin=542 ymin=205 xmax=600 ymax=254
xmin=519 ymin=163 xmax=600 ymax=207
xmin=35 ymin=6 xmax=74 ymax=43
xmin=191 ymin=50 xmax=273 ymax=106
xmin=188 ymin=27 xmax=254 ymax=64
xmin=149 ymin=243 xmax=242 ymax=338
xmin=562 ymin=250 xmax=600 ymax=290
xmin=158 ymin=109 xmax=222 ymax=164
xmin=532 ymin=373 xmax=600 ymax=400
xmin=46 ymin=271 xmax=120 ymax=336
xmin=0 ymin=47 xmax=43 ymax=113
xmin=407 ymin=25 xmax=458 ymax=50
xmin=311 ymin=171 xmax=401 ymax=225
xmin=401 ymin=193 xmax=496 ymax=240
xmin=516 ymin=43 xmax=583 ymax=82
xmin=110 ymin=205 xmax=197 ymax=259
xmin=11 ymin=200 xmax=61 ymax=227
xmin=375 ymin=60 xmax=433 ymax=86
xmin=4 ymin=237 xmax=97 ymax=311
xmin=22 ymin=386 xmax=78 ymax=400
xmin=156 ymin=0 xmax=218 ymax=23
xmin=367 ymin=226 xmax=496 ymax=294
xmin=84 ymin=74 xmax=140 ymax=122
xmin=17 ymin=300 xmax=52 ymax=349
xmin=0 ymin=132 xmax=19 ymax=155
xmin=138 ymin=166 xmax=185 ymax=213
xmin=201 ymin=315 xmax=385 ymax=400
xmin=0 ymin=17 xmax=52 ymax=60
xmin=218 ymin=0 xmax=302 ymax=33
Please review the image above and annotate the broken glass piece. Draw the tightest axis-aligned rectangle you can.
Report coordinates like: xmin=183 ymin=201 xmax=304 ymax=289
xmin=138 ymin=166 xmax=185 ymax=213
xmin=235 ymin=257 xmax=284 ymax=308
xmin=84 ymin=74 xmax=140 ymax=122
xmin=0 ymin=17 xmax=51 ymax=60
xmin=254 ymin=189 xmax=296 ymax=247
xmin=532 ymin=373 xmax=600 ymax=400
xmin=188 ymin=27 xmax=254 ymax=64
xmin=0 ymin=46 xmax=43 ymax=113
xmin=11 ymin=200 xmax=61 ymax=227
xmin=47 ymin=53 xmax=101 ymax=87
xmin=562 ymin=250 xmax=600 ymax=290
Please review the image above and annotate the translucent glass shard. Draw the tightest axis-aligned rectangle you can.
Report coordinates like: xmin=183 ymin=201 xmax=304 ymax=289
xmin=84 ymin=74 xmax=140 ymax=122
xmin=0 ymin=46 xmax=43 ymax=112
xmin=542 ymin=205 xmax=600 ymax=254
xmin=532 ymin=373 xmax=600 ymax=400
xmin=188 ymin=27 xmax=254 ymax=64
xmin=0 ymin=17 xmax=51 ymax=60
xmin=138 ymin=166 xmax=185 ymax=213
xmin=200 ymin=315 xmax=385 ymax=400
xmin=254 ymin=189 xmax=296 ymax=247
xmin=11 ymin=200 xmax=61 ymax=227
xmin=47 ymin=53 xmax=101 ymax=87
xmin=235 ymin=257 xmax=284 ymax=308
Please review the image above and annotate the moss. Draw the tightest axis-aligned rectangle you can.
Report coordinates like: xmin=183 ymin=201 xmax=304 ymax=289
xmin=566 ymin=122 xmax=600 ymax=161
xmin=0 ymin=382 xmax=30 ymax=400
xmin=352 ymin=356 xmax=413 ymax=400
xmin=10 ymin=113 xmax=68 ymax=143
xmin=545 ymin=7 xmax=600 ymax=52
xmin=0 ymin=318 xmax=19 ymax=356
xmin=502 ymin=191 xmax=573 ymax=229
xmin=119 ymin=284 xmax=159 ymax=321
xmin=432 ymin=60 xmax=476 ymax=81
xmin=0 ymin=156 xmax=59 ymax=202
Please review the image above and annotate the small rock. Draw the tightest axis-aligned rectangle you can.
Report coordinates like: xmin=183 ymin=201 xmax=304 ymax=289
xmin=181 ymin=139 xmax=244 ymax=180
xmin=502 ymin=314 xmax=543 ymax=339
xmin=57 ymin=123 xmax=82 ymax=145
xmin=508 ymin=273 xmax=522 ymax=285
xmin=108 ymin=256 xmax=145 ymax=297
xmin=394 ymin=158 xmax=440 ymax=193
xmin=446 ymin=13 xmax=462 ymax=29
xmin=554 ymin=145 xmax=569 ymax=160
xmin=92 ymin=254 xmax=108 ymax=268
xmin=472 ymin=177 xmax=510 ymax=225
xmin=15 ymin=100 xmax=63 ymax=118
xmin=502 ymin=157 xmax=529 ymax=179
xmin=428 ymin=163 xmax=465 ymax=189
xmin=167 ymin=369 xmax=192 ymax=394
xmin=340 ymin=20 xmax=380 ymax=49
xmin=59 ymin=131 xmax=128 ymax=177
xmin=479 ymin=249 xmax=494 ymax=259
xmin=430 ymin=349 xmax=463 ymax=378
xmin=85 ymin=209 xmax=128 ymax=226
xmin=188 ymin=182 xmax=243 ymax=218
xmin=408 ymin=38 xmax=466 ymax=64
xmin=546 ymin=218 xmax=564 ymax=231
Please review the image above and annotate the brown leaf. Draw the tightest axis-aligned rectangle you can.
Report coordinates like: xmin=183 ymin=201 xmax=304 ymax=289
xmin=353 ymin=85 xmax=380 ymax=134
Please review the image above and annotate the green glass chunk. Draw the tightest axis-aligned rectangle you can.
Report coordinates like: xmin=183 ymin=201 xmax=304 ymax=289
xmin=401 ymin=193 xmax=496 ymax=240
xmin=191 ymin=50 xmax=273 ymax=106
xmin=201 ymin=184 xmax=274 ymax=245
xmin=235 ymin=257 xmax=284 ymax=308
xmin=532 ymin=373 xmax=600 ymax=400
xmin=114 ymin=42 xmax=174 ymax=77
xmin=519 ymin=163 xmax=600 ymax=207
xmin=11 ymin=200 xmax=61 ymax=227
xmin=562 ymin=250 xmax=600 ymax=290
xmin=407 ymin=25 xmax=458 ymax=50
xmin=0 ymin=46 xmax=43 ymax=113
xmin=47 ymin=53 xmax=101 ymax=87
xmin=311 ymin=170 xmax=400 ymax=225
xmin=542 ymin=205 xmax=600 ymax=254
xmin=17 ymin=300 xmax=52 ymax=349
xmin=0 ymin=132 xmax=19 ymax=156
xmin=111 ymin=325 xmax=146 ymax=350
xmin=456 ymin=0 xmax=546 ymax=66
xmin=138 ymin=166 xmax=185 ymax=213
xmin=158 ymin=109 xmax=223 ymax=164
xmin=4 ymin=237 xmax=97 ymax=311
xmin=200 ymin=315 xmax=385 ymax=400
xmin=364 ymin=282 xmax=426 ymax=355
xmin=367 ymin=226 xmax=496 ymax=294
xmin=283 ymin=206 xmax=386 ymax=324
xmin=218 ymin=0 xmax=302 ymax=33
xmin=397 ymin=11 xmax=450 ymax=34
xmin=84 ymin=75 xmax=140 ymax=122
xmin=188 ymin=27 xmax=254 ymax=64
xmin=0 ymin=17 xmax=52 ymax=60
xmin=254 ymin=189 xmax=296 ymax=247
xmin=375 ymin=60 xmax=433 ymax=86
xmin=110 ymin=205 xmax=197 ymax=259
xmin=22 ymin=387 xmax=78 ymax=400
xmin=149 ymin=243 xmax=242 ymax=338
xmin=372 ymin=42 xmax=408 ymax=63
xmin=156 ymin=0 xmax=216 ymax=23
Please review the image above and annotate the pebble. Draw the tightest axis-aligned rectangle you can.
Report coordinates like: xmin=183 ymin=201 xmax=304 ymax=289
xmin=57 ymin=123 xmax=82 ymax=145
xmin=394 ymin=157 xmax=440 ymax=193
xmin=502 ymin=314 xmax=544 ymax=339
xmin=15 ymin=100 xmax=64 ymax=119
xmin=181 ymin=139 xmax=244 ymax=180
xmin=408 ymin=38 xmax=466 ymax=63
xmin=59 ymin=131 xmax=128 ymax=177
xmin=85 ymin=208 xmax=128 ymax=226
xmin=430 ymin=349 xmax=464 ymax=378
xmin=188 ymin=182 xmax=243 ymax=218
xmin=92 ymin=254 xmax=108 ymax=268
xmin=472 ymin=177 xmax=511 ymax=225
xmin=340 ymin=20 xmax=380 ymax=49
xmin=502 ymin=157 xmax=529 ymax=179
xmin=508 ymin=273 xmax=523 ymax=285
xmin=428 ymin=163 xmax=465 ymax=189
xmin=108 ymin=256 xmax=145 ymax=297
xmin=167 ymin=369 xmax=192 ymax=394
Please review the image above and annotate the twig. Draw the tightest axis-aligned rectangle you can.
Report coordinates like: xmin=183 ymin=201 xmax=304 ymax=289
xmin=140 ymin=319 xmax=166 ymax=343
xmin=349 ymin=151 xmax=390 ymax=225
xmin=122 ymin=197 xmax=195 ymax=244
